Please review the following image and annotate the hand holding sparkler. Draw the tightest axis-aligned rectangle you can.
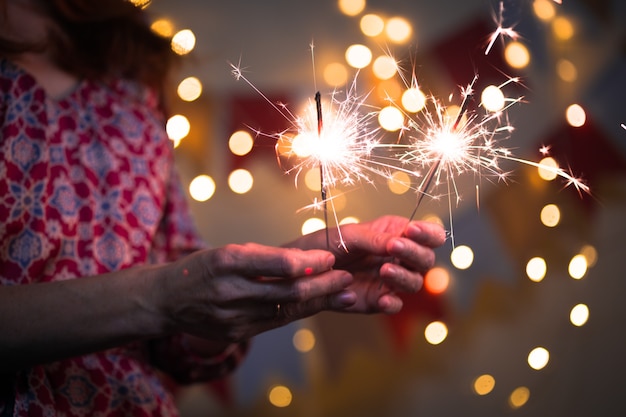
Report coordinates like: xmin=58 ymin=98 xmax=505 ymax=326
xmin=286 ymin=215 xmax=446 ymax=313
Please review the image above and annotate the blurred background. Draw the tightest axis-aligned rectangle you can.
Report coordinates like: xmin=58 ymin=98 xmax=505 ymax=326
xmin=142 ymin=0 xmax=625 ymax=415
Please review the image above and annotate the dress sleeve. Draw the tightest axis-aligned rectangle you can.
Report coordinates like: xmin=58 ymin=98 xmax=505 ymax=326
xmin=149 ymin=163 xmax=207 ymax=264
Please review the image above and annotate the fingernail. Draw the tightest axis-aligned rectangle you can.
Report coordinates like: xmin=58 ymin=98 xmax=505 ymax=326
xmin=392 ymin=239 xmax=405 ymax=252
xmin=335 ymin=290 xmax=356 ymax=306
xmin=406 ymin=224 xmax=422 ymax=239
xmin=327 ymin=254 xmax=336 ymax=270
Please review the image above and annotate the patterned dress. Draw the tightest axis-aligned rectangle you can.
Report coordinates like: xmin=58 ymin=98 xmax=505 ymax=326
xmin=0 ymin=59 xmax=246 ymax=416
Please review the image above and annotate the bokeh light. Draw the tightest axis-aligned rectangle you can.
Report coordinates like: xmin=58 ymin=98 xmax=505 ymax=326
xmin=557 ymin=59 xmax=578 ymax=82
xmin=570 ymin=303 xmax=589 ymax=327
xmin=228 ymin=130 xmax=254 ymax=156
xmin=481 ymin=85 xmax=505 ymax=112
xmin=528 ymin=347 xmax=550 ymax=370
xmin=378 ymin=106 xmax=404 ymax=131
xmin=580 ymin=244 xmax=598 ymax=267
xmin=228 ymin=169 xmax=253 ymax=194
xmin=424 ymin=321 xmax=448 ymax=345
xmin=566 ymin=103 xmax=586 ymax=127
xmin=372 ymin=55 xmax=398 ymax=80
xmin=568 ymin=254 xmax=588 ymax=279
xmin=450 ymin=245 xmax=473 ymax=270
xmin=387 ymin=171 xmax=411 ymax=194
xmin=473 ymin=374 xmax=496 ymax=396
xmin=304 ymin=168 xmax=322 ymax=191
xmin=553 ymin=16 xmax=574 ymax=41
xmin=345 ymin=44 xmax=372 ymax=69
xmin=177 ymin=76 xmax=202 ymax=102
xmin=171 ymin=29 xmax=196 ymax=55
xmin=339 ymin=216 xmax=359 ymax=225
xmin=526 ymin=257 xmax=547 ymax=282
xmin=338 ymin=0 xmax=366 ymax=16
xmin=302 ymin=218 xmax=326 ymax=235
xmin=323 ymin=62 xmax=349 ymax=86
xmin=188 ymin=175 xmax=216 ymax=202
xmin=166 ymin=114 xmax=190 ymax=143
xmin=402 ymin=87 xmax=426 ymax=113
xmin=537 ymin=157 xmax=558 ymax=181
xmin=423 ymin=267 xmax=450 ymax=295
xmin=293 ymin=328 xmax=316 ymax=352
xmin=540 ymin=203 xmax=560 ymax=227
xmin=533 ymin=0 xmax=556 ymax=21
xmin=385 ymin=17 xmax=412 ymax=43
xmin=360 ymin=13 xmax=385 ymax=37
xmin=268 ymin=385 xmax=292 ymax=408
xmin=505 ymin=41 xmax=530 ymax=69
xmin=509 ymin=386 xmax=531 ymax=409
xmin=150 ymin=18 xmax=174 ymax=37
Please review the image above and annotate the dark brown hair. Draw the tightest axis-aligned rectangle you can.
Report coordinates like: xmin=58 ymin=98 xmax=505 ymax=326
xmin=0 ymin=0 xmax=178 ymax=91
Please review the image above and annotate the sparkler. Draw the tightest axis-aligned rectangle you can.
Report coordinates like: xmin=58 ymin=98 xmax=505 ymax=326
xmin=230 ymin=58 xmax=384 ymax=250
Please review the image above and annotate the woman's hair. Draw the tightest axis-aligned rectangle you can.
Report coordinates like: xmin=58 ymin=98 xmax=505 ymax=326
xmin=0 ymin=0 xmax=177 ymax=91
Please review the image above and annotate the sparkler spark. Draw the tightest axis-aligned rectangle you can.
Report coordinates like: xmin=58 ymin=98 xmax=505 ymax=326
xmin=485 ymin=1 xmax=520 ymax=55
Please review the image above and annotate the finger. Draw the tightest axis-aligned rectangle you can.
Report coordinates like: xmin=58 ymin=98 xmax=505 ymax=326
xmin=379 ymin=262 xmax=424 ymax=293
xmin=377 ymin=293 xmax=404 ymax=314
xmin=209 ymin=243 xmax=335 ymax=278
xmin=249 ymin=269 xmax=354 ymax=303
xmin=404 ymin=221 xmax=447 ymax=248
xmin=386 ymin=237 xmax=436 ymax=273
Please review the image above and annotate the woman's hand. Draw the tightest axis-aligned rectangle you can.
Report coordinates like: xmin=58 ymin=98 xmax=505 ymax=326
xmin=287 ymin=215 xmax=446 ymax=314
xmin=160 ymin=243 xmax=356 ymax=343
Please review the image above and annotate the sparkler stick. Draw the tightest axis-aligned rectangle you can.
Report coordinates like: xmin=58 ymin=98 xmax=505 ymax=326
xmin=407 ymin=76 xmax=477 ymax=222
xmin=315 ymin=91 xmax=331 ymax=249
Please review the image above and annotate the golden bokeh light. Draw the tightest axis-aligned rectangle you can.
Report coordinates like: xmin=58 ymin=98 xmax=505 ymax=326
xmin=228 ymin=130 xmax=254 ymax=156
xmin=339 ymin=216 xmax=359 ymax=225
xmin=150 ymin=18 xmax=174 ymax=37
xmin=553 ymin=16 xmax=575 ymax=41
xmin=509 ymin=386 xmax=531 ymax=409
xmin=537 ymin=157 xmax=558 ymax=181
xmin=528 ymin=347 xmax=550 ymax=370
xmin=268 ymin=385 xmax=293 ymax=408
xmin=293 ymin=328 xmax=316 ymax=352
xmin=387 ymin=171 xmax=412 ymax=195
xmin=504 ymin=41 xmax=530 ymax=69
xmin=423 ymin=267 xmax=450 ymax=295
xmin=557 ymin=59 xmax=578 ymax=82
xmin=166 ymin=114 xmax=190 ymax=142
xmin=580 ymin=244 xmax=598 ymax=267
xmin=188 ymin=175 xmax=216 ymax=202
xmin=304 ymin=168 xmax=322 ymax=191
xmin=533 ymin=0 xmax=556 ymax=21
xmin=481 ymin=85 xmax=505 ymax=112
xmin=568 ymin=254 xmax=588 ymax=279
xmin=360 ymin=13 xmax=385 ymax=37
xmin=472 ymin=374 xmax=496 ymax=396
xmin=450 ymin=245 xmax=473 ymax=270
xmin=424 ymin=321 xmax=448 ymax=345
xmin=338 ymin=0 xmax=366 ymax=16
xmin=372 ymin=55 xmax=398 ymax=80
xmin=540 ymin=203 xmax=560 ymax=227
xmin=171 ymin=29 xmax=196 ymax=55
xmin=385 ymin=17 xmax=412 ymax=43
xmin=129 ymin=0 xmax=151 ymax=8
xmin=570 ymin=303 xmax=589 ymax=327
xmin=302 ymin=218 xmax=326 ymax=235
xmin=402 ymin=87 xmax=426 ymax=113
xmin=276 ymin=134 xmax=294 ymax=156
xmin=323 ymin=62 xmax=349 ymax=86
xmin=526 ymin=257 xmax=547 ymax=282
xmin=291 ymin=133 xmax=314 ymax=158
xmin=566 ymin=103 xmax=586 ymax=127
xmin=345 ymin=44 xmax=372 ymax=69
xmin=378 ymin=106 xmax=404 ymax=131
xmin=177 ymin=76 xmax=202 ymax=102
xmin=228 ymin=169 xmax=253 ymax=194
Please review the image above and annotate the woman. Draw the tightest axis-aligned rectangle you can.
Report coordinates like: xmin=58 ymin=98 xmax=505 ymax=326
xmin=0 ymin=0 xmax=445 ymax=416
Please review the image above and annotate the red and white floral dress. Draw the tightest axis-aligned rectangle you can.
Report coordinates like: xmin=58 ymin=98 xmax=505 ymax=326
xmin=0 ymin=58 xmax=246 ymax=417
